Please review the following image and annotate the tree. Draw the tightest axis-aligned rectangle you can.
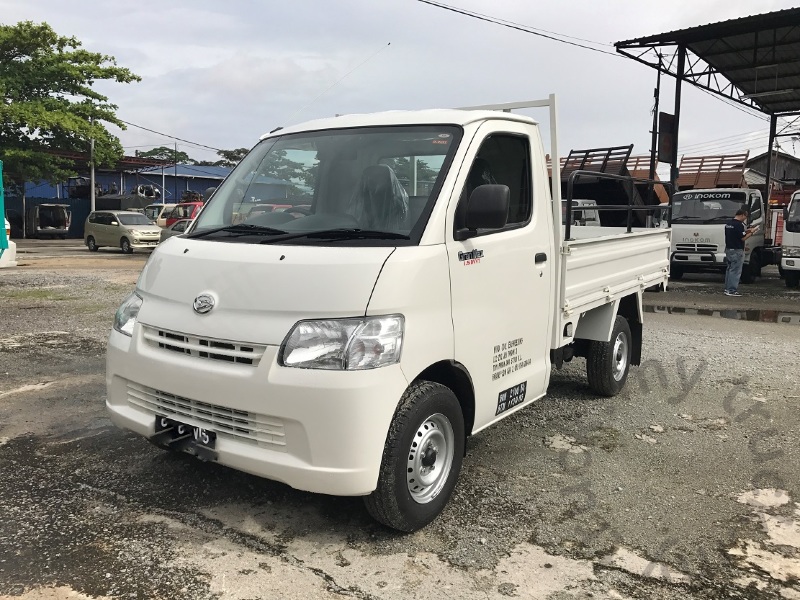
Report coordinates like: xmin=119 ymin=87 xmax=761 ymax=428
xmin=214 ymin=148 xmax=249 ymax=168
xmin=0 ymin=21 xmax=140 ymax=192
xmin=138 ymin=146 xmax=193 ymax=164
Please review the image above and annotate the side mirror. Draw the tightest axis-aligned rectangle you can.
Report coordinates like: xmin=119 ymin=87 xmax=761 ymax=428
xmin=457 ymin=185 xmax=509 ymax=240
xmin=785 ymin=208 xmax=790 ymax=221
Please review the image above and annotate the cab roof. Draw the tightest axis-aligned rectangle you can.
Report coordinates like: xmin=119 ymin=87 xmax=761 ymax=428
xmin=261 ymin=109 xmax=539 ymax=139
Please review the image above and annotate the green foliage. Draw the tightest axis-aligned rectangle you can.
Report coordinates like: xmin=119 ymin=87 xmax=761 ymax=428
xmin=215 ymin=148 xmax=249 ymax=167
xmin=0 ymin=21 xmax=140 ymax=191
xmin=138 ymin=146 xmax=192 ymax=163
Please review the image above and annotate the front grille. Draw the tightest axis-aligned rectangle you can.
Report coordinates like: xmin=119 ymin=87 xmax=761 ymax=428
xmin=126 ymin=382 xmax=286 ymax=450
xmin=141 ymin=325 xmax=266 ymax=366
xmin=676 ymin=243 xmax=718 ymax=252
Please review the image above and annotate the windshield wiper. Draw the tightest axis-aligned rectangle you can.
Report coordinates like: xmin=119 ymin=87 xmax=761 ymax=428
xmin=259 ymin=228 xmax=411 ymax=244
xmin=186 ymin=224 xmax=288 ymax=239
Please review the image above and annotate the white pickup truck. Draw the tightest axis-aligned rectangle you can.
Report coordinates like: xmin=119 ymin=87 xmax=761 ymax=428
xmin=106 ymin=97 xmax=670 ymax=531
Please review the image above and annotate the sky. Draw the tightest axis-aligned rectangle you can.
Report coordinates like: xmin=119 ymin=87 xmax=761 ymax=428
xmin=2 ymin=0 xmax=798 ymax=170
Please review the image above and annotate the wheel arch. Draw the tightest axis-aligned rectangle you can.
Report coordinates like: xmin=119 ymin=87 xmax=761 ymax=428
xmin=413 ymin=360 xmax=476 ymax=436
xmin=573 ymin=294 xmax=642 ymax=366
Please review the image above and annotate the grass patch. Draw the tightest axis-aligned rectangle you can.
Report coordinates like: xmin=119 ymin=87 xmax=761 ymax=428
xmin=1 ymin=289 xmax=74 ymax=301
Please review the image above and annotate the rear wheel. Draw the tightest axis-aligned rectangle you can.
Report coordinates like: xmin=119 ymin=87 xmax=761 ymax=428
xmin=120 ymin=237 xmax=133 ymax=254
xmin=364 ymin=381 xmax=464 ymax=532
xmin=786 ymin=271 xmax=800 ymax=289
xmin=586 ymin=316 xmax=632 ymax=397
xmin=86 ymin=236 xmax=98 ymax=252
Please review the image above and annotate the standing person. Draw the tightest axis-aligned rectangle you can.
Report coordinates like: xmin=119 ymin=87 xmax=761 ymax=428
xmin=724 ymin=208 xmax=758 ymax=297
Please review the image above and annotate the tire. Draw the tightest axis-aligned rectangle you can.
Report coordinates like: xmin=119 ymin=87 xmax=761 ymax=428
xmin=669 ymin=266 xmax=684 ymax=281
xmin=586 ymin=316 xmax=632 ymax=397
xmin=741 ymin=252 xmax=760 ymax=284
xmin=120 ymin=237 xmax=133 ymax=254
xmin=86 ymin=236 xmax=98 ymax=252
xmin=364 ymin=381 xmax=465 ymax=532
xmin=786 ymin=271 xmax=800 ymax=289
xmin=778 ymin=264 xmax=786 ymax=278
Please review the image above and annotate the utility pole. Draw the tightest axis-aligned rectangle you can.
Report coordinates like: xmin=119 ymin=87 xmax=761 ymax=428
xmin=90 ymin=116 xmax=96 ymax=213
xmin=174 ymin=143 xmax=178 ymax=202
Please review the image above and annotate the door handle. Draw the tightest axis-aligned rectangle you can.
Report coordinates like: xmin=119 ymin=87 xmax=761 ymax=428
xmin=535 ymin=252 xmax=547 ymax=264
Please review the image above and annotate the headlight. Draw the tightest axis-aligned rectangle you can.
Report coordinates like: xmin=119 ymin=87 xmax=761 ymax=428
xmin=280 ymin=315 xmax=404 ymax=370
xmin=114 ymin=292 xmax=143 ymax=336
xmin=783 ymin=246 xmax=800 ymax=258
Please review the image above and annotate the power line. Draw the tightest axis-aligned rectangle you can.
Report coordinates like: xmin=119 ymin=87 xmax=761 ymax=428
xmin=118 ymin=120 xmax=224 ymax=153
xmin=416 ymin=0 xmax=621 ymax=58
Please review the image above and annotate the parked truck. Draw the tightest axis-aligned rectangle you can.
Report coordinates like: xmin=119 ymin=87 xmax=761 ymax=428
xmin=106 ymin=97 xmax=670 ymax=531
xmin=782 ymin=190 xmax=800 ymax=288
xmin=668 ymin=188 xmax=767 ymax=282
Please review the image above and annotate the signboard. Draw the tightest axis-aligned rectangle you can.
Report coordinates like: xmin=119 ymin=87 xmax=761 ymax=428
xmin=657 ymin=112 xmax=675 ymax=163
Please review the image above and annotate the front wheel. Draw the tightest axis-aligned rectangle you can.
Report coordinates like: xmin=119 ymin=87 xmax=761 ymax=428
xmin=120 ymin=237 xmax=133 ymax=254
xmin=86 ymin=236 xmax=98 ymax=252
xmin=364 ymin=381 xmax=464 ymax=532
xmin=586 ymin=315 xmax=632 ymax=397
xmin=669 ymin=266 xmax=684 ymax=281
xmin=786 ymin=271 xmax=800 ymax=289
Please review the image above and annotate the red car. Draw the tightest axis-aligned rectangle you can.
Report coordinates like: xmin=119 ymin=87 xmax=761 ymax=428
xmin=165 ymin=201 xmax=203 ymax=227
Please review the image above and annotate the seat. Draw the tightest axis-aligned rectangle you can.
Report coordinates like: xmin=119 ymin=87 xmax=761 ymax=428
xmin=349 ymin=165 xmax=409 ymax=230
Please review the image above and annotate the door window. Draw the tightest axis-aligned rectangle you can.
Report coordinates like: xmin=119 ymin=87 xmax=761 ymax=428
xmin=454 ymin=134 xmax=532 ymax=238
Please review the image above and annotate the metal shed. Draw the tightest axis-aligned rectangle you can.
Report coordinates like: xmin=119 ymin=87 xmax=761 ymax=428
xmin=616 ymin=8 xmax=800 ymax=198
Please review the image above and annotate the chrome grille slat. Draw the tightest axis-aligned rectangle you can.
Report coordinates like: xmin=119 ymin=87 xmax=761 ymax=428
xmin=141 ymin=325 xmax=265 ymax=366
xmin=126 ymin=382 xmax=286 ymax=450
xmin=676 ymin=243 xmax=718 ymax=252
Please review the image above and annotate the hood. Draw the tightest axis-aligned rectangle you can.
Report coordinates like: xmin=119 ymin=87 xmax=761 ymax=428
xmin=135 ymin=238 xmax=395 ymax=345
xmin=133 ymin=225 xmax=162 ymax=234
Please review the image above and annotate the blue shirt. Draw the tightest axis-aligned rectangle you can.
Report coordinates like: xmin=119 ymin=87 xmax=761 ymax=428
xmin=725 ymin=218 xmax=746 ymax=250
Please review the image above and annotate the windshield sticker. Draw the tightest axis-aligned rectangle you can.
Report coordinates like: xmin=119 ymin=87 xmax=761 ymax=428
xmin=496 ymin=381 xmax=527 ymax=416
xmin=458 ymin=249 xmax=483 ymax=265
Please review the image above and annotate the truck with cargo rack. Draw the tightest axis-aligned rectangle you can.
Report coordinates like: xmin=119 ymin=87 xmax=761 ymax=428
xmin=106 ymin=97 xmax=670 ymax=531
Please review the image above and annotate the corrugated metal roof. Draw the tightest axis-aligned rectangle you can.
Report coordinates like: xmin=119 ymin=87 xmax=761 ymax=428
xmin=616 ymin=8 xmax=800 ymax=115
xmin=137 ymin=164 xmax=232 ymax=180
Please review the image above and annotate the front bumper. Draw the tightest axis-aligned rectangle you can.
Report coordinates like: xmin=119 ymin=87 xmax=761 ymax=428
xmin=782 ymin=256 xmax=800 ymax=272
xmin=670 ymin=251 xmax=725 ymax=270
xmin=130 ymin=237 xmax=160 ymax=249
xmin=105 ymin=326 xmax=409 ymax=496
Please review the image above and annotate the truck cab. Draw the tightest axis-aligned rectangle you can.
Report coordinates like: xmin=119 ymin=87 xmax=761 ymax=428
xmin=669 ymin=188 xmax=765 ymax=281
xmin=781 ymin=190 xmax=800 ymax=288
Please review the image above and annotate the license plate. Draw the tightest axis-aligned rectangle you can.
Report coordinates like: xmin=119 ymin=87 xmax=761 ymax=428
xmin=154 ymin=416 xmax=216 ymax=449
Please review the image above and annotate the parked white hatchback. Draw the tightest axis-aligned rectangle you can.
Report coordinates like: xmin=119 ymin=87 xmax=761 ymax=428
xmin=84 ymin=210 xmax=161 ymax=254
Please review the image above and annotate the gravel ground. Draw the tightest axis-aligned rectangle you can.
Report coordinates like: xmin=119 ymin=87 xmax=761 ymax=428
xmin=0 ymin=249 xmax=799 ymax=600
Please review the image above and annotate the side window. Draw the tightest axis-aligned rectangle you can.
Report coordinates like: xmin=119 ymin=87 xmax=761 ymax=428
xmin=750 ymin=195 xmax=762 ymax=220
xmin=454 ymin=134 xmax=532 ymax=236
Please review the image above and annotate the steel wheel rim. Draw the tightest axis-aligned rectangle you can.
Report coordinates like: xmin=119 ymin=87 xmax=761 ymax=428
xmin=612 ymin=331 xmax=629 ymax=381
xmin=407 ymin=413 xmax=454 ymax=504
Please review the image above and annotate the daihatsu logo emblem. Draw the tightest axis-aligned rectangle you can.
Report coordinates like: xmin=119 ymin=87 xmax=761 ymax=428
xmin=693 ymin=232 xmax=700 ymax=237
xmin=193 ymin=294 xmax=215 ymax=314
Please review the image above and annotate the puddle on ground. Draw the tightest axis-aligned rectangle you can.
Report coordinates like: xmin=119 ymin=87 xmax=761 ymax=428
xmin=645 ymin=305 xmax=800 ymax=324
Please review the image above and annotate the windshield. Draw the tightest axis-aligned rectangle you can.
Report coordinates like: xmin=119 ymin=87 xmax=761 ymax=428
xmin=144 ymin=206 xmax=162 ymax=221
xmin=787 ymin=195 xmax=800 ymax=233
xmin=190 ymin=125 xmax=462 ymax=246
xmin=671 ymin=191 xmax=747 ymax=224
xmin=118 ymin=213 xmax=153 ymax=226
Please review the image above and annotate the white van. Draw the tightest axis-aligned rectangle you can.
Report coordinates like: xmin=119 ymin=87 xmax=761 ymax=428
xmin=144 ymin=203 xmax=178 ymax=228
